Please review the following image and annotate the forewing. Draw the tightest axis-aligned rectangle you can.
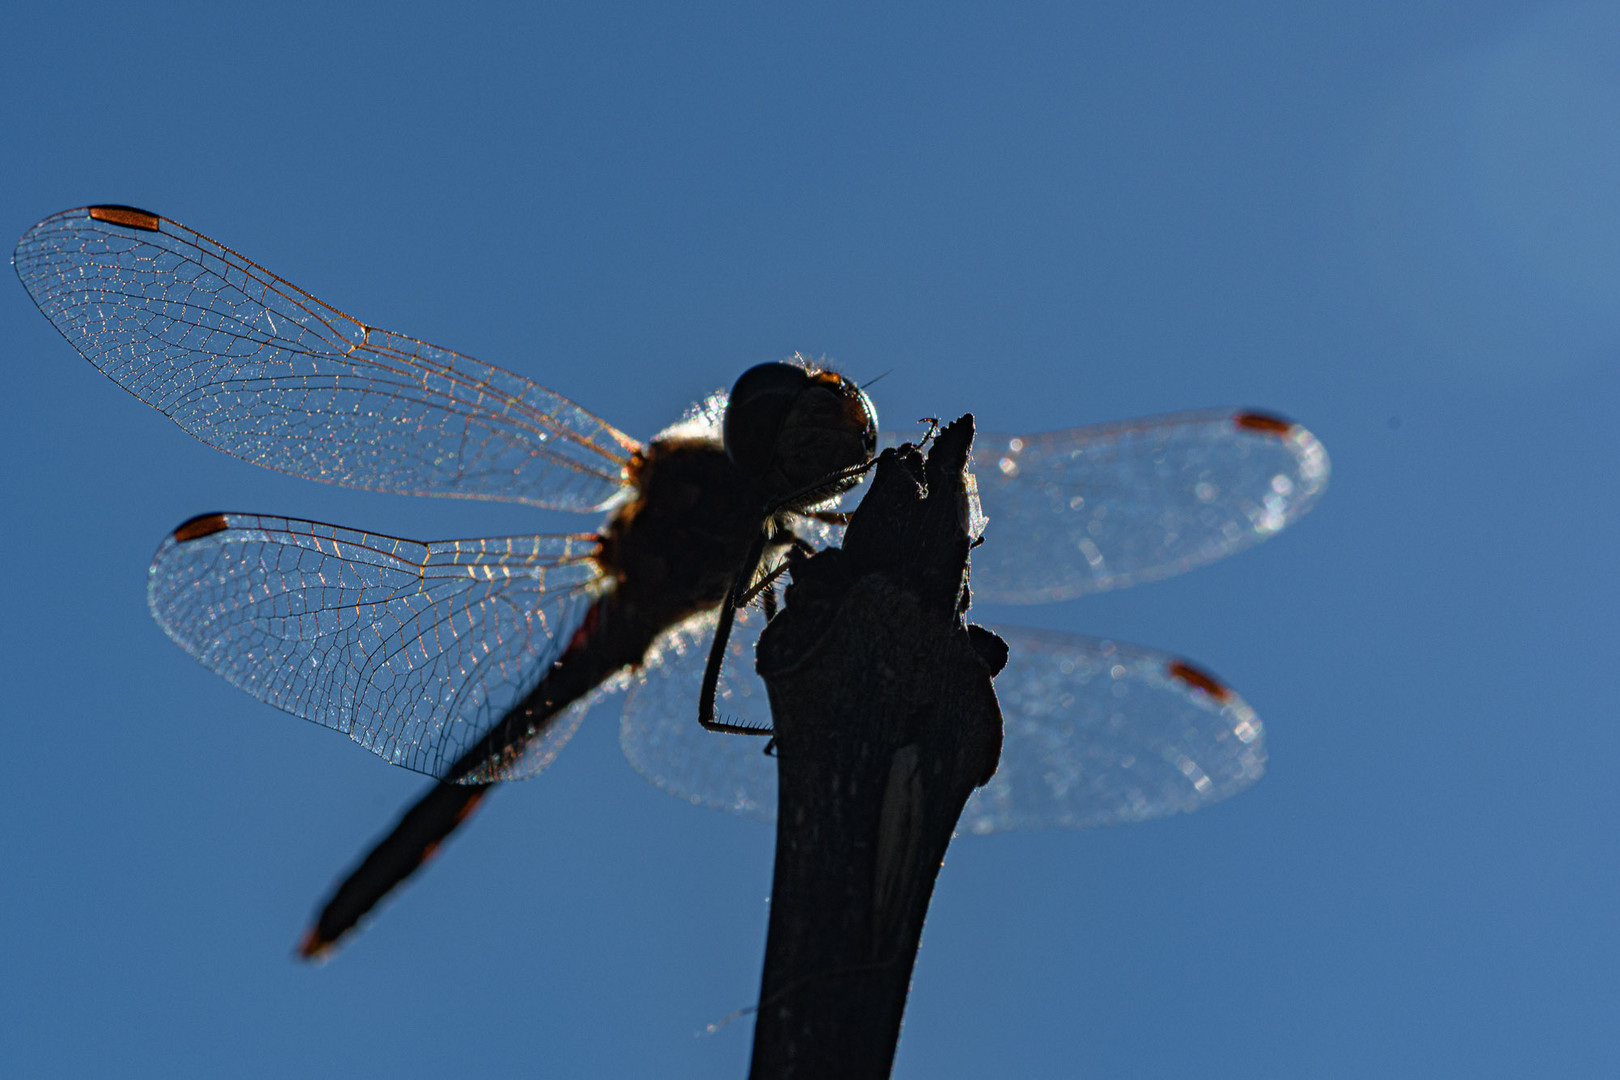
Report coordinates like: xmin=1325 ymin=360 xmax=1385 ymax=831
xmin=617 ymin=618 xmax=1264 ymax=832
xmin=967 ymin=409 xmax=1329 ymax=602
xmin=802 ymin=409 xmax=1327 ymax=600
xmin=147 ymin=513 xmax=606 ymax=779
xmin=618 ymin=604 xmax=778 ymax=821
xmin=14 ymin=206 xmax=638 ymax=511
xmin=960 ymin=624 xmax=1265 ymax=833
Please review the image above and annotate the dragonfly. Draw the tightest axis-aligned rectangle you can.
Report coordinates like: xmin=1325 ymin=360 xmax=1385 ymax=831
xmin=14 ymin=205 xmax=1331 ymax=959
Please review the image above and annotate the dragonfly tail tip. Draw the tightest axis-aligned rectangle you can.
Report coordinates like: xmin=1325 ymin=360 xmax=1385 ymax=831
xmin=296 ymin=927 xmax=336 ymax=964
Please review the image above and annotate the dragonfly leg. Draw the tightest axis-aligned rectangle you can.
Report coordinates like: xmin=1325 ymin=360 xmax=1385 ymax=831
xmin=739 ymin=535 xmax=811 ymax=609
xmin=700 ymin=531 xmax=775 ymax=736
xmin=763 ymin=459 xmax=876 ymax=520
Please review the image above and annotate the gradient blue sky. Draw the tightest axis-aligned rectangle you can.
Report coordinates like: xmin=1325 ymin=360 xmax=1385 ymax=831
xmin=4 ymin=3 xmax=1617 ymax=1077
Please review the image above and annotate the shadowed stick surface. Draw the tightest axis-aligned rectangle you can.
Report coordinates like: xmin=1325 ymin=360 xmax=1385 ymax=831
xmin=747 ymin=416 xmax=1006 ymax=1080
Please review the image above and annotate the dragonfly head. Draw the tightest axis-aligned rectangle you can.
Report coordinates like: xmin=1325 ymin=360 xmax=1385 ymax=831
xmin=724 ymin=360 xmax=878 ymax=507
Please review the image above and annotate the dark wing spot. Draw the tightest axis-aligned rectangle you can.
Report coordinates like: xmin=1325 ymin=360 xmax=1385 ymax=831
xmin=88 ymin=205 xmax=161 ymax=231
xmin=1167 ymin=660 xmax=1231 ymax=702
xmin=1233 ymin=411 xmax=1293 ymax=436
xmin=172 ymin=513 xmax=230 ymax=543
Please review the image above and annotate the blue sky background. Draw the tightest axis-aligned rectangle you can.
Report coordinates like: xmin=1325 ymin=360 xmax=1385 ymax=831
xmin=3 ymin=3 xmax=1617 ymax=1076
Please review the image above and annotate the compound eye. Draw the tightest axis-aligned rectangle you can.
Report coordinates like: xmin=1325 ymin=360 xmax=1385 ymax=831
xmin=723 ymin=362 xmax=813 ymax=477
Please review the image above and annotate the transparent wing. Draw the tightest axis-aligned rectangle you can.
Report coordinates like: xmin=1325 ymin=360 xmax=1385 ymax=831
xmin=803 ymin=409 xmax=1328 ymax=601
xmin=618 ymin=603 xmax=778 ymax=821
xmin=958 ymin=624 xmax=1264 ymax=833
xmin=14 ymin=206 xmax=639 ymax=511
xmin=147 ymin=513 xmax=608 ymax=780
xmin=616 ymin=619 xmax=1264 ymax=831
xmin=967 ymin=410 xmax=1330 ymax=602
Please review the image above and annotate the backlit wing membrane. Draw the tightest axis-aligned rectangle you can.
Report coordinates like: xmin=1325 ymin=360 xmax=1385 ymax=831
xmin=791 ymin=409 xmax=1327 ymax=600
xmin=619 ymin=604 xmax=778 ymax=820
xmin=617 ymin=619 xmax=1264 ymax=831
xmin=620 ymin=410 xmax=1311 ymax=825
xmin=958 ymin=625 xmax=1264 ymax=833
xmin=14 ymin=207 xmax=639 ymax=511
xmin=148 ymin=514 xmax=608 ymax=779
xmin=968 ymin=410 xmax=1329 ymax=603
